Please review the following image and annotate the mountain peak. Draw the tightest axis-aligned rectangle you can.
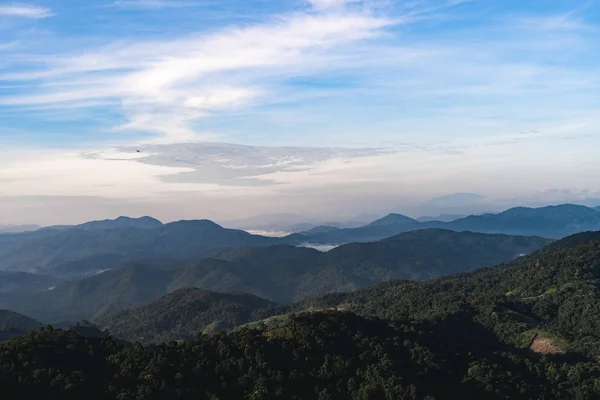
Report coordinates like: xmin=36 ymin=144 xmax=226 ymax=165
xmin=368 ymin=213 xmax=417 ymax=227
xmin=76 ymin=216 xmax=163 ymax=231
xmin=166 ymin=219 xmax=224 ymax=230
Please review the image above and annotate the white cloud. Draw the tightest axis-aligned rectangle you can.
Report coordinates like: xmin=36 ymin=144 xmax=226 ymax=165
xmin=113 ymin=0 xmax=198 ymax=9
xmin=0 ymin=4 xmax=53 ymax=18
xmin=0 ymin=4 xmax=393 ymax=142
xmin=307 ymin=0 xmax=362 ymax=10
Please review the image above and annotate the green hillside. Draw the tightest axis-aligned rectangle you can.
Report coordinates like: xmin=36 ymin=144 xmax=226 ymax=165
xmin=285 ymin=231 xmax=600 ymax=358
xmin=102 ymin=288 xmax=277 ymax=343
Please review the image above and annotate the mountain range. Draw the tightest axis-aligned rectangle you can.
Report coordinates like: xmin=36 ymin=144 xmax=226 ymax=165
xmin=221 ymin=213 xmax=379 ymax=235
xmin=0 ymin=229 xmax=549 ymax=323
xmin=99 ymin=228 xmax=600 ymax=348
xmin=301 ymin=204 xmax=600 ymax=243
xmin=1 ymin=204 xmax=598 ymax=282
xmin=2 ymin=228 xmax=600 ymax=397
xmin=0 ymin=217 xmax=296 ymax=276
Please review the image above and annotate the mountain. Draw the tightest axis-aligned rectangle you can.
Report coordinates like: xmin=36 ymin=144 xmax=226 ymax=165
xmin=222 ymin=213 xmax=318 ymax=229
xmin=303 ymin=204 xmax=600 ymax=243
xmin=299 ymin=229 xmax=550 ymax=297
xmin=6 ymin=233 xmax=600 ymax=400
xmin=2 ymin=229 xmax=549 ymax=322
xmin=222 ymin=213 xmax=376 ymax=234
xmin=0 ymin=225 xmax=40 ymax=234
xmin=286 ymin=230 xmax=600 ymax=359
xmin=299 ymin=225 xmax=341 ymax=234
xmin=0 ymin=217 xmax=293 ymax=274
xmin=367 ymin=213 xmax=417 ymax=226
xmin=76 ymin=216 xmax=163 ymax=231
xmin=0 ymin=310 xmax=42 ymax=341
xmin=443 ymin=204 xmax=600 ymax=238
xmin=0 ymin=271 xmax=59 ymax=294
xmin=102 ymin=288 xmax=277 ymax=342
xmin=45 ymin=254 xmax=131 ymax=280
xmin=416 ymin=214 xmax=466 ymax=222
xmin=2 ymin=264 xmax=174 ymax=322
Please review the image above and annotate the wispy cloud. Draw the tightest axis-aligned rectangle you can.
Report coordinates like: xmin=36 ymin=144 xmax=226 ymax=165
xmin=0 ymin=0 xmax=396 ymax=141
xmin=307 ymin=0 xmax=362 ymax=10
xmin=113 ymin=0 xmax=200 ymax=9
xmin=0 ymin=41 xmax=18 ymax=50
xmin=0 ymin=4 xmax=53 ymax=18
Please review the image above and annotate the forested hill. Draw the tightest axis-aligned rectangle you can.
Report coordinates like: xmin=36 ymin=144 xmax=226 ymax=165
xmin=285 ymin=230 xmax=600 ymax=359
xmin=0 ymin=310 xmax=43 ymax=341
xmin=1 ymin=311 xmax=600 ymax=399
xmin=102 ymin=288 xmax=277 ymax=343
xmin=0 ymin=229 xmax=549 ymax=322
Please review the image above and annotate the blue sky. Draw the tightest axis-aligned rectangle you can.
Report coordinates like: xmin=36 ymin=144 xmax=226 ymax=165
xmin=0 ymin=0 xmax=599 ymax=225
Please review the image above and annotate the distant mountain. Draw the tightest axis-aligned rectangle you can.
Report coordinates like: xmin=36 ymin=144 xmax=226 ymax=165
xmin=0 ymin=225 xmax=40 ymax=234
xmin=367 ymin=213 xmax=417 ymax=226
xmin=443 ymin=204 xmax=600 ymax=238
xmin=0 ymin=217 xmax=294 ymax=274
xmin=303 ymin=204 xmax=600 ymax=243
xmin=0 ymin=271 xmax=59 ymax=294
xmin=222 ymin=213 xmax=376 ymax=234
xmin=1 ymin=229 xmax=549 ymax=322
xmin=223 ymin=213 xmax=317 ymax=228
xmin=76 ymin=216 xmax=163 ymax=231
xmin=299 ymin=225 xmax=341 ymax=235
xmin=102 ymin=288 xmax=276 ymax=343
xmin=45 ymin=254 xmax=130 ymax=280
xmin=416 ymin=214 xmax=466 ymax=222
xmin=2 ymin=264 xmax=174 ymax=322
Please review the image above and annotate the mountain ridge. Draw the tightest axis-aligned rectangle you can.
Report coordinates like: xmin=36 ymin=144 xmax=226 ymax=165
xmin=303 ymin=204 xmax=600 ymax=243
xmin=0 ymin=229 xmax=550 ymax=322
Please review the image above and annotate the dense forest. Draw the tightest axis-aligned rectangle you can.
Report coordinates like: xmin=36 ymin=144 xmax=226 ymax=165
xmin=103 ymin=289 xmax=276 ymax=343
xmin=2 ymin=311 xmax=600 ymax=399
xmin=283 ymin=231 xmax=600 ymax=359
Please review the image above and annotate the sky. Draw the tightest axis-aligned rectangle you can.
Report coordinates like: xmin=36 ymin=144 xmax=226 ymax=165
xmin=0 ymin=0 xmax=599 ymax=225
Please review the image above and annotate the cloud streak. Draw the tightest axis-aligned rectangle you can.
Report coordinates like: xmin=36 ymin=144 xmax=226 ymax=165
xmin=113 ymin=0 xmax=201 ymax=9
xmin=0 ymin=4 xmax=53 ymax=18
xmin=0 ymin=0 xmax=395 ymax=142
